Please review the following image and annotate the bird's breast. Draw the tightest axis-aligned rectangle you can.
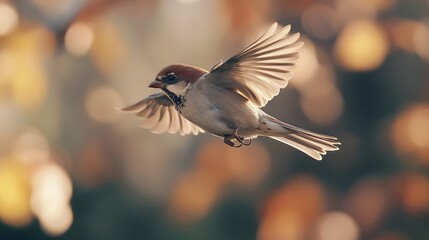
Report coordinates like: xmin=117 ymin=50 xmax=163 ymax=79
xmin=180 ymin=85 xmax=260 ymax=136
xmin=181 ymin=93 xmax=232 ymax=135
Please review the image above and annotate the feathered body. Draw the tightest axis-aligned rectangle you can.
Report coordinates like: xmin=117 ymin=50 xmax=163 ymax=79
xmin=181 ymin=74 xmax=261 ymax=137
xmin=122 ymin=23 xmax=340 ymax=160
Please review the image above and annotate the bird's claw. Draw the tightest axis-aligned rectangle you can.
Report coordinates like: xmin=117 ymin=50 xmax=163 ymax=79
xmin=233 ymin=129 xmax=252 ymax=146
xmin=223 ymin=129 xmax=252 ymax=148
xmin=242 ymin=138 xmax=252 ymax=146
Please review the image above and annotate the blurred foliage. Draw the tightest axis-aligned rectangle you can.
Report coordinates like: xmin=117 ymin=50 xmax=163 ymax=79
xmin=0 ymin=0 xmax=429 ymax=239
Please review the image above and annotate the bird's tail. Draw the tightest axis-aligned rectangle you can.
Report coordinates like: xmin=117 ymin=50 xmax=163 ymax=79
xmin=262 ymin=115 xmax=340 ymax=160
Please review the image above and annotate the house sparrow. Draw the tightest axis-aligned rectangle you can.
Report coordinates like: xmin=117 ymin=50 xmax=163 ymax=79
xmin=122 ymin=23 xmax=340 ymax=160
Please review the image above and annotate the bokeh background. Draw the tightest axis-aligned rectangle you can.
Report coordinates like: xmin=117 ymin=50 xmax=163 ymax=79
xmin=1 ymin=0 xmax=429 ymax=239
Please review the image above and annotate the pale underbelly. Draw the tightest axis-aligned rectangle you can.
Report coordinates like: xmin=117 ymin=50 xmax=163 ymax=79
xmin=180 ymin=104 xmax=260 ymax=137
xmin=182 ymin=107 xmax=234 ymax=136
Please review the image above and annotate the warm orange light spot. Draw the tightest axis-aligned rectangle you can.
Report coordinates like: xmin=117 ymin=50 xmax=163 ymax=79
xmin=334 ymin=19 xmax=389 ymax=71
xmin=167 ymin=171 xmax=220 ymax=223
xmin=0 ymin=49 xmax=15 ymax=85
xmin=168 ymin=140 xmax=270 ymax=223
xmin=12 ymin=67 xmax=47 ymax=111
xmin=194 ymin=140 xmax=270 ymax=189
xmin=391 ymin=103 xmax=429 ymax=165
xmin=0 ymin=159 xmax=32 ymax=227
xmin=413 ymin=21 xmax=429 ymax=62
xmin=315 ymin=211 xmax=360 ymax=240
xmin=396 ymin=173 xmax=429 ymax=215
xmin=4 ymin=28 xmax=53 ymax=112
xmin=407 ymin=107 xmax=429 ymax=148
xmin=388 ymin=19 xmax=421 ymax=53
xmin=258 ymin=175 xmax=326 ymax=240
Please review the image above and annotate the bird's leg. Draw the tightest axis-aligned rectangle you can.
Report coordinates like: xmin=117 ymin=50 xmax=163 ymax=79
xmin=233 ymin=128 xmax=251 ymax=146
xmin=233 ymin=128 xmax=244 ymax=143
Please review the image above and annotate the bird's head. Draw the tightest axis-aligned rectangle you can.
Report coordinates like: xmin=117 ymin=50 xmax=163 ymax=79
xmin=149 ymin=64 xmax=208 ymax=97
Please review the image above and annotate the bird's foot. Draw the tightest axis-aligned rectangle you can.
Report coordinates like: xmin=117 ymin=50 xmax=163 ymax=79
xmin=234 ymin=135 xmax=252 ymax=146
xmin=224 ymin=137 xmax=242 ymax=148
xmin=223 ymin=129 xmax=252 ymax=148
xmin=233 ymin=129 xmax=252 ymax=146
xmin=243 ymin=138 xmax=252 ymax=146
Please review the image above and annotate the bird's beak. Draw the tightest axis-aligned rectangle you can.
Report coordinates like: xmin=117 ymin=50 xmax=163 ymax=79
xmin=148 ymin=80 xmax=165 ymax=88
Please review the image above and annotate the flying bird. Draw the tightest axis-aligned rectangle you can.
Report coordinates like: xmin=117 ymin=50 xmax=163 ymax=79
xmin=122 ymin=23 xmax=340 ymax=160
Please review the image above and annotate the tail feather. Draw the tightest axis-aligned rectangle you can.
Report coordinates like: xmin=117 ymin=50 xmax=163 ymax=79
xmin=264 ymin=115 xmax=340 ymax=160
xmin=266 ymin=115 xmax=338 ymax=140
xmin=269 ymin=136 xmax=324 ymax=160
xmin=294 ymin=133 xmax=339 ymax=151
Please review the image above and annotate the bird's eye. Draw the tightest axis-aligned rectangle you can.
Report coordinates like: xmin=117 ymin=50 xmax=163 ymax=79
xmin=165 ymin=74 xmax=177 ymax=83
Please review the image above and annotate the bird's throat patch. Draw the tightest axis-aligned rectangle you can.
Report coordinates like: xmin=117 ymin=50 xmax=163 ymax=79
xmin=162 ymin=88 xmax=185 ymax=110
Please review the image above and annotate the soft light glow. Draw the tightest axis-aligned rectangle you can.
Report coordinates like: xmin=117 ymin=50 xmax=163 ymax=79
xmin=335 ymin=0 xmax=396 ymax=24
xmin=344 ymin=178 xmax=388 ymax=234
xmin=391 ymin=103 xmax=429 ymax=164
xmin=0 ymin=160 xmax=32 ymax=227
xmin=389 ymin=19 xmax=421 ymax=53
xmin=258 ymin=176 xmax=326 ymax=240
xmin=12 ymin=65 xmax=47 ymax=111
xmin=89 ymin=22 xmax=125 ymax=74
xmin=195 ymin=140 xmax=270 ymax=188
xmin=168 ymin=140 xmax=270 ymax=223
xmin=398 ymin=173 xmax=429 ymax=215
xmin=225 ymin=143 xmax=270 ymax=188
xmin=293 ymin=40 xmax=319 ymax=85
xmin=8 ymin=30 xmax=49 ymax=112
xmin=316 ymin=211 xmax=359 ymax=240
xmin=85 ymin=86 xmax=123 ymax=124
xmin=167 ymin=171 xmax=220 ymax=223
xmin=334 ymin=20 xmax=389 ymax=71
xmin=0 ymin=26 xmax=54 ymax=112
xmin=413 ymin=21 xmax=429 ymax=62
xmin=300 ymin=81 xmax=343 ymax=126
xmin=65 ymin=22 xmax=94 ymax=56
xmin=407 ymin=107 xmax=429 ymax=148
xmin=0 ymin=50 xmax=15 ymax=83
xmin=13 ymin=130 xmax=50 ymax=165
xmin=302 ymin=4 xmax=339 ymax=40
xmin=38 ymin=205 xmax=73 ymax=236
xmin=31 ymin=164 xmax=72 ymax=213
xmin=0 ymin=2 xmax=18 ymax=36
xmin=335 ymin=0 xmax=376 ymax=27
xmin=30 ymin=163 xmax=73 ymax=235
xmin=177 ymin=0 xmax=199 ymax=3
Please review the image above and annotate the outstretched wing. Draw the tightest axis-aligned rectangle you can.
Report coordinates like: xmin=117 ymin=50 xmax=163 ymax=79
xmin=121 ymin=92 xmax=204 ymax=135
xmin=207 ymin=22 xmax=303 ymax=107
